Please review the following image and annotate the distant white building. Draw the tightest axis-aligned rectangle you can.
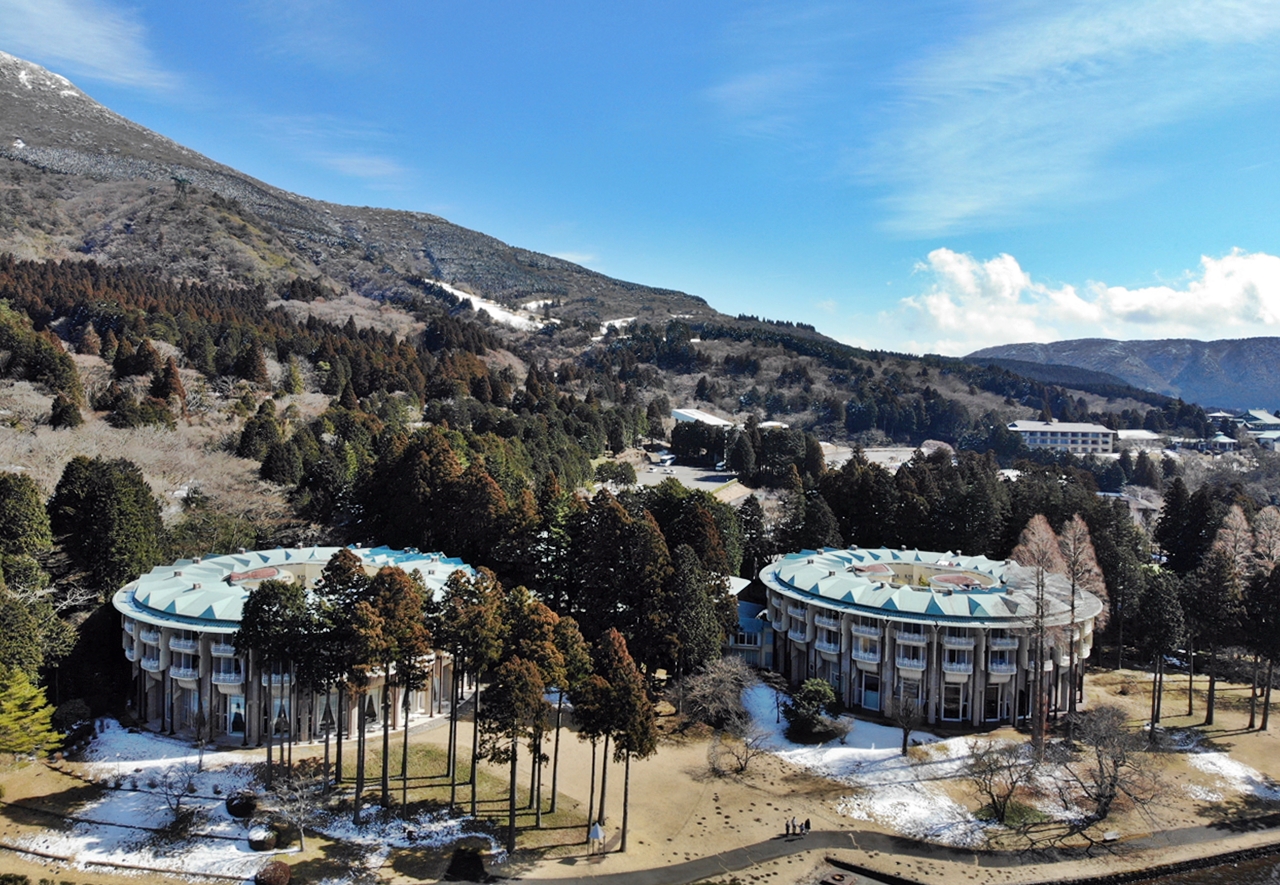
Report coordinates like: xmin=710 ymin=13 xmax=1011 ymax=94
xmin=1008 ymin=420 xmax=1116 ymax=455
xmin=671 ymin=408 xmax=734 ymax=428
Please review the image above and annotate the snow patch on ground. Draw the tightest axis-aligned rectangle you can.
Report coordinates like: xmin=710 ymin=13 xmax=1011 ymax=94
xmin=21 ymin=719 xmax=495 ymax=882
xmin=426 ymin=278 xmax=553 ymax=331
xmin=743 ymin=685 xmax=989 ymax=847
xmin=1188 ymin=751 xmax=1280 ymax=802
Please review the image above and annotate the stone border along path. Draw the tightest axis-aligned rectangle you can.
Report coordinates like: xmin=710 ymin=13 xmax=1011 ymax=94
xmin=520 ymin=815 xmax=1280 ymax=885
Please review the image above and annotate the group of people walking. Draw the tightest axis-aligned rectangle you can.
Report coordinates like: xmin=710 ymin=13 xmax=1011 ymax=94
xmin=785 ymin=816 xmax=810 ymax=837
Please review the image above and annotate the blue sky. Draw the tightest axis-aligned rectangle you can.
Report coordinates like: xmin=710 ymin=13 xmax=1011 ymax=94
xmin=4 ymin=0 xmax=1280 ymax=355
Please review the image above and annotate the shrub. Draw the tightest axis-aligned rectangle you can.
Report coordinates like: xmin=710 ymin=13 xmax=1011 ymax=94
xmin=255 ymin=860 xmax=291 ymax=885
xmin=226 ymin=790 xmax=257 ymax=818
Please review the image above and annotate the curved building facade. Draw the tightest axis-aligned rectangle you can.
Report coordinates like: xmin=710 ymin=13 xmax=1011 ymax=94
xmin=112 ymin=545 xmax=471 ymax=743
xmin=760 ymin=547 xmax=1104 ymax=727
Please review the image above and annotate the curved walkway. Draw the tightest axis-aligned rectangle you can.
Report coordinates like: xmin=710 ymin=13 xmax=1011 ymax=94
xmin=518 ymin=813 xmax=1280 ymax=885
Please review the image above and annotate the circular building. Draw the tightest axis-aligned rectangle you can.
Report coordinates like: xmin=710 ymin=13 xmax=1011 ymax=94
xmin=113 ymin=545 xmax=472 ymax=743
xmin=760 ymin=547 xmax=1104 ymax=727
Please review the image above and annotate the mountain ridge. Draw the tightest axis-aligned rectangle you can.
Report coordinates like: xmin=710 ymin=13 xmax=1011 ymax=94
xmin=0 ymin=50 xmax=714 ymax=326
xmin=968 ymin=337 xmax=1280 ymax=411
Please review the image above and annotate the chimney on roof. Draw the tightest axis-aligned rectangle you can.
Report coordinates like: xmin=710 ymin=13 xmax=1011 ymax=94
xmin=174 ymin=571 xmax=182 ymax=577
xmin=237 ymin=547 xmax=247 ymax=554
xmin=193 ymin=583 xmax=201 ymax=590
xmin=193 ymin=557 xmax=201 ymax=564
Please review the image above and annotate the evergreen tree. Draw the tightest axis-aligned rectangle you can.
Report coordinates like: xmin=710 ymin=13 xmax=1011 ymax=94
xmin=1135 ymin=568 xmax=1183 ymax=736
xmin=595 ymin=629 xmax=657 ymax=853
xmin=49 ymin=392 xmax=83 ymax=429
xmin=668 ymin=545 xmax=726 ymax=686
xmin=0 ymin=472 xmax=52 ymax=556
xmin=1184 ymin=548 xmax=1243 ymax=725
xmin=737 ymin=495 xmax=773 ymax=580
xmin=478 ymin=657 xmax=546 ymax=853
xmin=0 ymin=666 xmax=60 ymax=757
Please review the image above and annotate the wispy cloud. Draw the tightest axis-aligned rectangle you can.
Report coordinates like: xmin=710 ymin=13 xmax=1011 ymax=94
xmin=241 ymin=0 xmax=375 ymax=71
xmin=256 ymin=113 xmax=410 ymax=187
xmin=0 ymin=0 xmax=175 ymax=90
xmin=866 ymin=0 xmax=1280 ymax=234
xmin=892 ymin=247 xmax=1280 ymax=355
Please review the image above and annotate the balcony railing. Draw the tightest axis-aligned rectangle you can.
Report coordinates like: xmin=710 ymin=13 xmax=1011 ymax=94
xmin=210 ymin=642 xmax=237 ymax=657
xmin=140 ymin=656 xmax=162 ymax=672
xmin=139 ymin=628 xmax=161 ymax=645
xmin=814 ymin=613 xmax=841 ymax=630
xmin=261 ymin=672 xmax=293 ymax=686
xmin=988 ymin=661 xmax=1018 ymax=676
xmin=851 ymin=647 xmax=880 ymax=664
xmin=170 ymin=667 xmax=199 ymax=681
xmin=169 ymin=637 xmax=198 ymax=653
xmin=942 ymin=634 xmax=975 ymax=649
xmin=124 ymin=646 xmax=137 ymax=662
xmin=212 ymin=672 xmax=243 ymax=685
xmin=895 ymin=630 xmax=928 ymax=646
xmin=787 ymin=628 xmax=808 ymax=644
xmin=895 ymin=655 xmax=926 ymax=671
xmin=988 ymin=635 xmax=1019 ymax=650
xmin=942 ymin=660 xmax=974 ymax=675
xmin=124 ymin=621 xmax=135 ymax=635
xmin=786 ymin=604 xmax=808 ymax=619
xmin=850 ymin=622 xmax=881 ymax=639
xmin=815 ymin=638 xmax=840 ymax=655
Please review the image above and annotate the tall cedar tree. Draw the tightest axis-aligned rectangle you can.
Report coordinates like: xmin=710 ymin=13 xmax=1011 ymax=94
xmin=317 ymin=549 xmax=372 ymax=785
xmin=549 ymin=616 xmax=591 ymax=813
xmin=233 ymin=579 xmax=306 ymax=788
xmin=1246 ymin=564 xmax=1280 ymax=730
xmin=478 ymin=657 xmax=547 ymax=853
xmin=1135 ymin=569 xmax=1183 ymax=737
xmin=595 ymin=629 xmax=658 ymax=853
xmin=432 ymin=568 xmax=505 ymax=814
xmin=1011 ymin=514 xmax=1065 ymax=761
xmin=1187 ymin=548 xmax=1244 ymax=725
xmin=503 ymin=587 xmax=564 ymax=826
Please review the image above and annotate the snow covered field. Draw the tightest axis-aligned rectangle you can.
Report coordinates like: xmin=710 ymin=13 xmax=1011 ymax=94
xmin=743 ymin=686 xmax=1280 ymax=848
xmin=17 ymin=719 xmax=498 ymax=882
xmin=743 ymin=684 xmax=991 ymax=846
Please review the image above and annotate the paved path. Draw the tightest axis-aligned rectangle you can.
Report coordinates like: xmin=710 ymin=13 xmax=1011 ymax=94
xmin=510 ymin=813 xmax=1280 ymax=885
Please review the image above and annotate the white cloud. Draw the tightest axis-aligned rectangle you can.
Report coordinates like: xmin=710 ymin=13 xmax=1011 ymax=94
xmin=867 ymin=0 xmax=1280 ymax=234
xmin=0 ymin=0 xmax=175 ymax=90
xmin=894 ymin=247 xmax=1280 ymax=355
xmin=314 ymin=153 xmax=407 ymax=183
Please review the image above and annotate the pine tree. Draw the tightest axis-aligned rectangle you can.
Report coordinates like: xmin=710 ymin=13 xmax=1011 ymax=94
xmin=0 ymin=666 xmax=60 ymax=757
xmin=596 ymin=629 xmax=657 ymax=853
xmin=49 ymin=392 xmax=83 ymax=429
xmin=1136 ymin=569 xmax=1183 ymax=736
xmin=478 ymin=657 xmax=546 ymax=853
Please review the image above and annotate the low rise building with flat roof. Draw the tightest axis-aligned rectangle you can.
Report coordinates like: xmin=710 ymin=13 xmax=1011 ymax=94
xmin=671 ymin=407 xmax=734 ymax=428
xmin=1008 ymin=420 xmax=1116 ymax=455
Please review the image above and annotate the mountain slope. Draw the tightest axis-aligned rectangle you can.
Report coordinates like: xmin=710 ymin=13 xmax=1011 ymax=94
xmin=967 ymin=338 xmax=1280 ymax=410
xmin=0 ymin=51 xmax=712 ymax=325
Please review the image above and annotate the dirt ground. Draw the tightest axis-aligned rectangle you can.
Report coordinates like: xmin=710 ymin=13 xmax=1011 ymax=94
xmin=5 ymin=668 xmax=1280 ymax=885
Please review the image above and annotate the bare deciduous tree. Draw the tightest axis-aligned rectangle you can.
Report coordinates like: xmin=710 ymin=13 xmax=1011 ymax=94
xmin=683 ymin=656 xmax=757 ymax=734
xmin=966 ymin=740 xmax=1038 ymax=825
xmin=1012 ymin=514 xmax=1066 ymax=761
xmin=887 ymin=696 xmax=924 ymax=756
xmin=1058 ymin=514 xmax=1106 ymax=736
xmin=1056 ymin=706 xmax=1158 ymax=826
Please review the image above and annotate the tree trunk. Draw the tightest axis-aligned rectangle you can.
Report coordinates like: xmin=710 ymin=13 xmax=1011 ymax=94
xmin=402 ymin=681 xmax=411 ymax=812
xmin=507 ymin=739 xmax=518 ymax=854
xmin=1149 ymin=656 xmax=1160 ymax=742
xmin=550 ymin=693 xmax=564 ymax=813
xmin=1156 ymin=657 xmax=1165 ymax=721
xmin=1116 ymin=612 xmax=1125 ymax=671
xmin=264 ymin=663 xmax=274 ymax=788
xmin=1263 ymin=660 xmax=1274 ymax=731
xmin=335 ymin=684 xmax=345 ymax=784
xmin=470 ymin=682 xmax=483 ymax=817
xmin=1187 ymin=639 xmax=1196 ymax=717
xmin=586 ymin=739 xmax=597 ymax=842
xmin=381 ymin=681 xmax=392 ymax=807
xmin=1250 ymin=654 xmax=1260 ymax=730
xmin=598 ymin=734 xmax=610 ymax=824
xmin=448 ymin=668 xmax=459 ymax=809
xmin=353 ymin=692 xmax=366 ymax=826
xmin=620 ymin=753 xmax=632 ymax=853
xmin=1205 ymin=643 xmax=1217 ymax=726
